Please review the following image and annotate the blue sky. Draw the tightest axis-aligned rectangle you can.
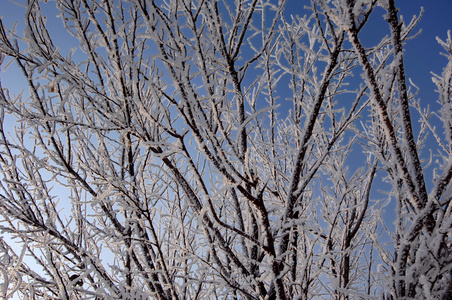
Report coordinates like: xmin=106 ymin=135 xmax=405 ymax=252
xmin=1 ymin=0 xmax=451 ymax=106
xmin=390 ymin=1 xmax=452 ymax=112
xmin=1 ymin=0 xmax=451 ymax=222
xmin=1 ymin=1 xmax=451 ymax=198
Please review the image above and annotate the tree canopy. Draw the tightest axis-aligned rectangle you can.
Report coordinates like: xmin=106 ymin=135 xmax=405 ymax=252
xmin=0 ymin=0 xmax=451 ymax=299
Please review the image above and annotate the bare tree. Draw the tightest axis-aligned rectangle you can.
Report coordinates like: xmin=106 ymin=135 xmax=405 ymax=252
xmin=0 ymin=0 xmax=451 ymax=299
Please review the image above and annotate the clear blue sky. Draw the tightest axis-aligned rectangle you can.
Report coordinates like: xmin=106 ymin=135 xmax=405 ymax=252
xmin=390 ymin=1 xmax=452 ymax=112
xmin=1 ymin=0 xmax=451 ymax=104
xmin=0 ymin=0 xmax=451 ymax=190
xmin=0 ymin=0 xmax=451 ymax=194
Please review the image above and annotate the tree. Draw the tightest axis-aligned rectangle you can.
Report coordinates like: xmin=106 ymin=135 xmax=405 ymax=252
xmin=0 ymin=0 xmax=451 ymax=299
